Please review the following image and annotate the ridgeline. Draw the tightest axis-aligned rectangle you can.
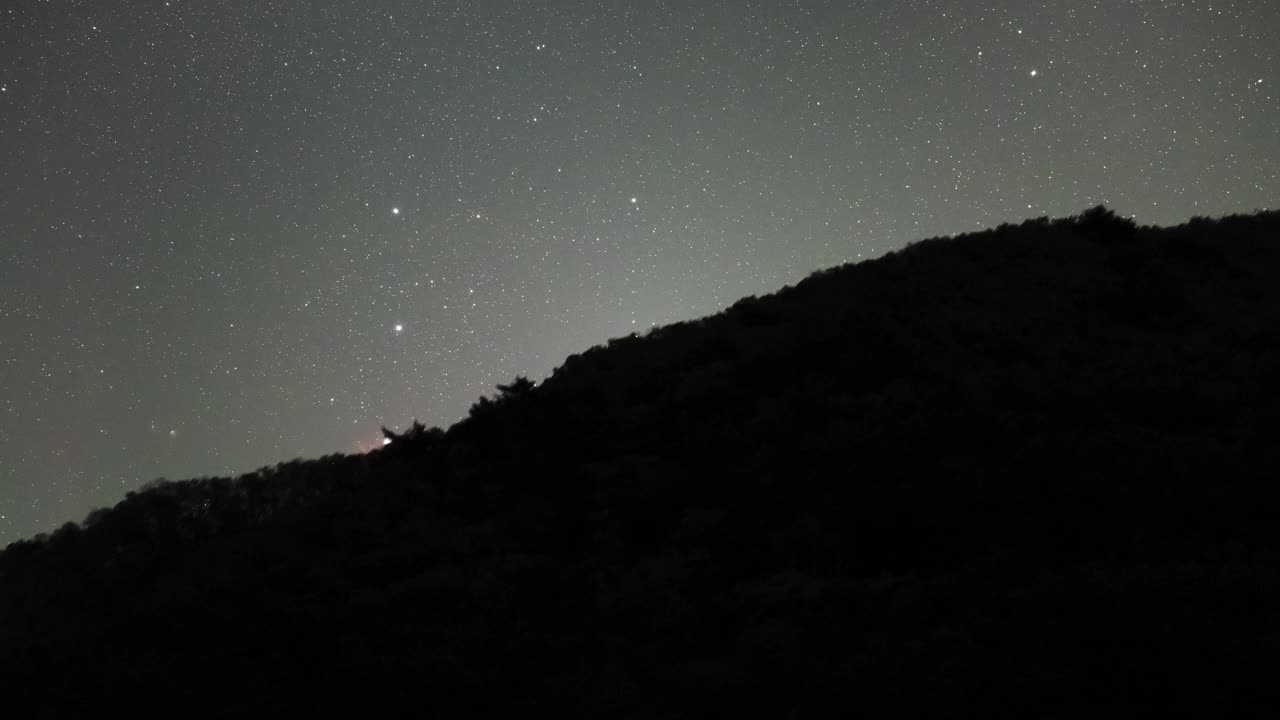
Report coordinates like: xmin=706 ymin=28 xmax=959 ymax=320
xmin=5 ymin=207 xmax=1280 ymax=716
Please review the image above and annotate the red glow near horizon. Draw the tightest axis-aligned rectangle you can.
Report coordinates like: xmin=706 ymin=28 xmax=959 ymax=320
xmin=354 ymin=434 xmax=392 ymax=454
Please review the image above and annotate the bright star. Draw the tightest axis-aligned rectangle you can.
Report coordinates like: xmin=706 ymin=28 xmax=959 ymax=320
xmin=1030 ymin=69 xmax=1038 ymax=77
xmin=394 ymin=324 xmax=404 ymax=333
xmin=392 ymin=207 xmax=400 ymax=215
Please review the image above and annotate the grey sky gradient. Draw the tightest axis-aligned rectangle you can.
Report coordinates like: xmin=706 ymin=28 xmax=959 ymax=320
xmin=1 ymin=0 xmax=1276 ymax=543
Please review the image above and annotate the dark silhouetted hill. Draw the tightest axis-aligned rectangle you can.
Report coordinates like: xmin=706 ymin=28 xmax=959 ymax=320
xmin=4 ymin=207 xmax=1280 ymax=716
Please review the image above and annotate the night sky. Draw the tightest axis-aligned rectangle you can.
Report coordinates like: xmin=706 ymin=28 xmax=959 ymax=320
xmin=1 ymin=1 xmax=1276 ymax=544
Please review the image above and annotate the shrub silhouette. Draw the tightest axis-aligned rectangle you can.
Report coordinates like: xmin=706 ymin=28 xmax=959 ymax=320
xmin=496 ymin=375 xmax=536 ymax=399
xmin=3 ymin=208 xmax=1280 ymax=715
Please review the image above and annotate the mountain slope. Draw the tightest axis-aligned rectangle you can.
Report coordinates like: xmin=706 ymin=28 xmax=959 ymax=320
xmin=4 ymin=207 xmax=1280 ymax=716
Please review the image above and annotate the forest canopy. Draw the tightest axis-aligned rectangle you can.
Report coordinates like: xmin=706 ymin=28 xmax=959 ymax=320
xmin=4 ymin=208 xmax=1280 ymax=716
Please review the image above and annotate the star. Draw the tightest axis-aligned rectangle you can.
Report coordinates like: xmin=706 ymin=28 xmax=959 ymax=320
xmin=1029 ymin=69 xmax=1038 ymax=77
xmin=392 ymin=207 xmax=400 ymax=215
xmin=394 ymin=324 xmax=404 ymax=333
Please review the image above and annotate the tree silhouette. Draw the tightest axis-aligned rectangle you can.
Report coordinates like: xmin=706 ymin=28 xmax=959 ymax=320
xmin=496 ymin=375 xmax=535 ymax=399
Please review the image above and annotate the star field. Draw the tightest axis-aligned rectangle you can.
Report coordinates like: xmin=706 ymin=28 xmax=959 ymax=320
xmin=1 ymin=0 xmax=1276 ymax=543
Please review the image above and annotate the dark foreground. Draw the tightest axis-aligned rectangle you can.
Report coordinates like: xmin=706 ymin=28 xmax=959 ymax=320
xmin=4 ymin=208 xmax=1280 ymax=717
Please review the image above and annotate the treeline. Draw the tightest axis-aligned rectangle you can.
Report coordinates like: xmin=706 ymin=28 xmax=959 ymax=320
xmin=4 ymin=207 xmax=1280 ymax=716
